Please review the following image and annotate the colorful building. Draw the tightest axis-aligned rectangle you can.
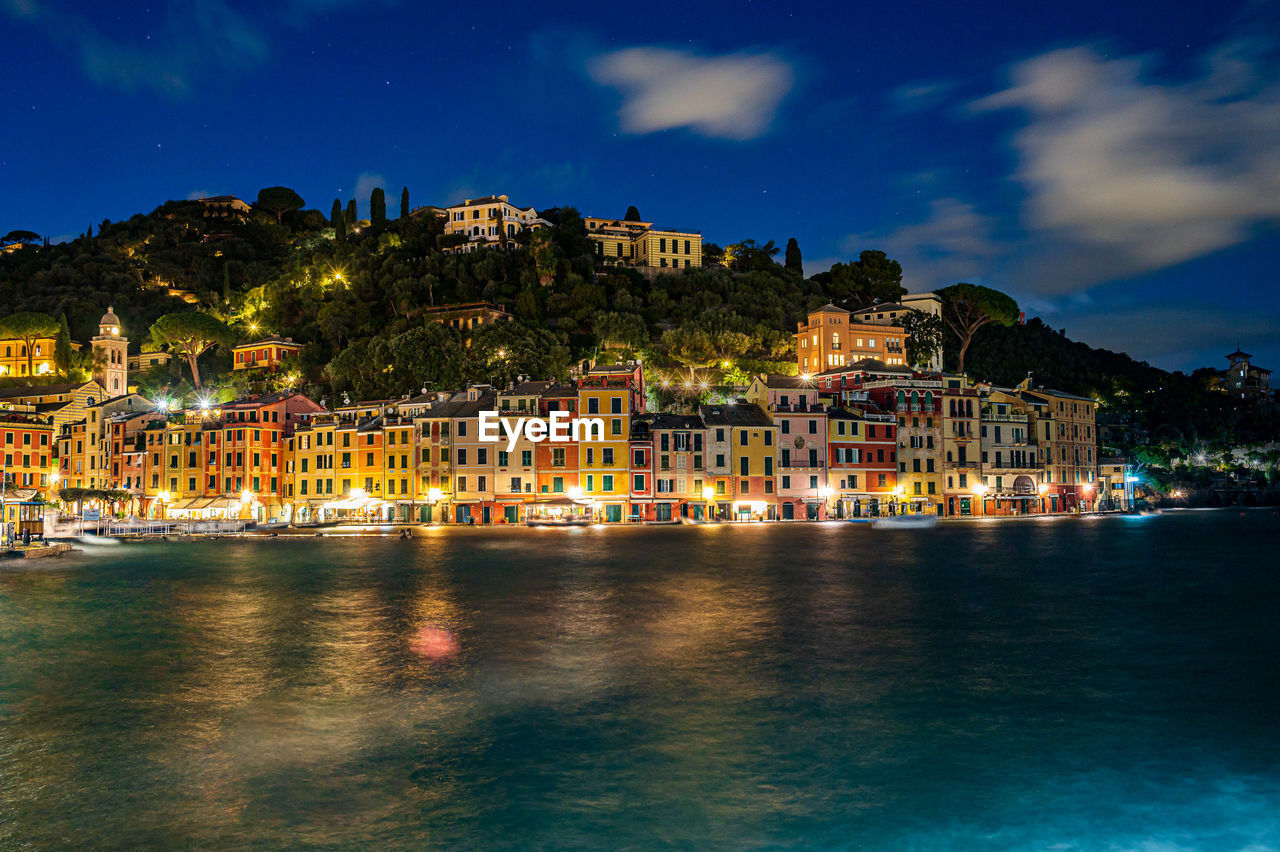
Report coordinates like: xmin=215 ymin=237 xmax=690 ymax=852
xmin=585 ymin=216 xmax=703 ymax=270
xmin=699 ymin=402 xmax=777 ymax=521
xmin=442 ymin=195 xmax=547 ymax=252
xmin=795 ymin=304 xmax=909 ymax=375
xmin=747 ymin=375 xmax=828 ymax=520
xmin=232 ymin=335 xmax=301 ymax=372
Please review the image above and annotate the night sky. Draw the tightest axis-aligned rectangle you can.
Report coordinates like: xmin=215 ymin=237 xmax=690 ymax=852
xmin=4 ymin=0 xmax=1279 ymax=373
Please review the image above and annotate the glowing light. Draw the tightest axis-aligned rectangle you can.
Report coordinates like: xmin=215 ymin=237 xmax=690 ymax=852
xmin=497 ymin=349 xmax=507 ymax=358
xmin=568 ymin=486 xmax=585 ymax=499
xmin=722 ymin=361 xmax=731 ymax=368
xmin=700 ymin=381 xmax=708 ymax=390
xmin=702 ymin=486 xmax=716 ymax=501
xmin=661 ymin=380 xmax=669 ymax=388
xmin=818 ymin=487 xmax=833 ymax=498
xmin=801 ymin=372 xmax=812 ymax=382
xmin=350 ymin=487 xmax=367 ymax=500
xmin=248 ymin=323 xmax=258 ymax=333
xmin=683 ymin=381 xmax=692 ymax=389
xmin=157 ymin=399 xmax=170 ymax=411
xmin=197 ymin=396 xmax=212 ymax=411
xmin=1038 ymin=483 xmax=1049 ymax=496
xmin=240 ymin=490 xmax=255 ymax=504
xmin=49 ymin=471 xmax=61 ymax=483
xmin=427 ymin=487 xmax=443 ymax=503
xmin=158 ymin=491 xmax=171 ymax=502
xmin=973 ymin=483 xmax=988 ymax=496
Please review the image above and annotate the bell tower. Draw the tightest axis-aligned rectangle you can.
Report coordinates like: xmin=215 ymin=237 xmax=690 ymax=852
xmin=92 ymin=306 xmax=129 ymax=398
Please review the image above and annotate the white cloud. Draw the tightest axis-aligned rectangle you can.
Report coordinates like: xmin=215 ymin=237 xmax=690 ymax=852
xmin=843 ymin=197 xmax=1005 ymax=291
xmin=1 ymin=0 xmax=362 ymax=96
xmin=973 ymin=40 xmax=1280 ymax=289
xmin=587 ymin=46 xmax=795 ymax=140
xmin=890 ymin=79 xmax=957 ymax=112
xmin=353 ymin=173 xmax=386 ymax=219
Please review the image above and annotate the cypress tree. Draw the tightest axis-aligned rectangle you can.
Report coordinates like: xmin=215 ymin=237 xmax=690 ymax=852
xmin=54 ymin=313 xmax=73 ymax=374
xmin=624 ymin=205 xmax=642 ymax=222
xmin=346 ymin=199 xmax=357 ymax=225
xmin=371 ymin=187 xmax=386 ymax=227
xmin=400 ymin=186 xmax=410 ymax=219
xmin=784 ymin=237 xmax=802 ymax=274
xmin=331 ymin=199 xmax=346 ymax=241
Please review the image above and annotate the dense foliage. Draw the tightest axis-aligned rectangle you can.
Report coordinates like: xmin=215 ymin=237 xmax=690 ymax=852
xmin=3 ymin=191 xmax=1274 ymax=453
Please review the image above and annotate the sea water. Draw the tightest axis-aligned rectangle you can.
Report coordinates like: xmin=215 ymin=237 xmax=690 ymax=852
xmin=1 ymin=510 xmax=1277 ymax=849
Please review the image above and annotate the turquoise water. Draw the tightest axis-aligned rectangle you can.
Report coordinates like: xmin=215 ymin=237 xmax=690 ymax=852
xmin=2 ymin=511 xmax=1278 ymax=850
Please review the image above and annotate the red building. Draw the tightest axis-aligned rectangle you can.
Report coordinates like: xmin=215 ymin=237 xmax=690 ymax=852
xmin=232 ymin=336 xmax=302 ymax=372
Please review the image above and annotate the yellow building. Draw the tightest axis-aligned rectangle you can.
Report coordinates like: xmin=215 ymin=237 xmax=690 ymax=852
xmin=442 ymin=194 xmax=547 ymax=252
xmin=0 ymin=336 xmax=56 ymax=378
xmin=585 ymin=216 xmax=703 ymax=270
xmin=0 ymin=380 xmax=107 ymax=431
xmin=698 ymin=402 xmax=777 ymax=521
xmin=381 ymin=414 xmax=416 ymax=520
xmin=407 ymin=392 xmax=460 ymax=523
xmin=577 ymin=368 xmax=638 ymax=521
xmin=286 ymin=412 xmax=339 ymax=520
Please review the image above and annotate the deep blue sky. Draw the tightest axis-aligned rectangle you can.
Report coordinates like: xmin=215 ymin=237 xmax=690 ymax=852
xmin=4 ymin=0 xmax=1279 ymax=374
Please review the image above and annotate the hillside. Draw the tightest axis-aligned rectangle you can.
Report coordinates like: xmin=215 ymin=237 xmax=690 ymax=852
xmin=3 ymin=193 xmax=1270 ymax=451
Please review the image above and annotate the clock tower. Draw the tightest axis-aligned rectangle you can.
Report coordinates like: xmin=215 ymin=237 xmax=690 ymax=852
xmin=92 ymin=306 xmax=129 ymax=398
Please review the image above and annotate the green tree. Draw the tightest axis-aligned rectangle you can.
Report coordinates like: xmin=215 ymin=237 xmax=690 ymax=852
xmin=2 ymin=230 xmax=41 ymax=245
xmin=0 ymin=312 xmax=59 ymax=377
xmin=55 ymin=312 xmax=74 ymax=373
xmin=811 ymin=250 xmax=905 ymax=307
xmin=331 ymin=199 xmax=346 ymax=242
xmin=624 ymin=206 xmax=642 ymax=222
xmin=256 ymin=186 xmax=305 ymax=225
xmin=784 ymin=237 xmax=802 ymax=274
xmin=149 ymin=312 xmax=231 ymax=391
xmin=530 ymin=230 xmax=559 ymax=286
xmin=724 ymin=239 xmax=780 ymax=273
xmin=901 ymin=310 xmax=943 ymax=369
xmin=345 ymin=199 xmax=358 ymax=225
xmin=400 ymin=186 xmax=410 ymax=220
xmin=939 ymin=283 xmax=1019 ymax=375
xmin=370 ymin=187 xmax=386 ymax=227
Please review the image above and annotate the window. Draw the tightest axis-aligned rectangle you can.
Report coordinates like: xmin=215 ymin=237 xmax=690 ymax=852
xmin=602 ymin=448 xmax=614 ymax=466
xmin=739 ymin=457 xmax=749 ymax=476
xmin=634 ymin=475 xmax=645 ymax=491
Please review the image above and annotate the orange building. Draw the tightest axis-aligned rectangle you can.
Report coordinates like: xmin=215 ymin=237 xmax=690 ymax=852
xmin=795 ymin=304 xmax=908 ymax=375
xmin=232 ymin=336 xmax=302 ymax=372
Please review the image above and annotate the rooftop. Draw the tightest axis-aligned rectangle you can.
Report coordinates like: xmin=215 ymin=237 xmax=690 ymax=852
xmin=699 ymin=402 xmax=773 ymax=428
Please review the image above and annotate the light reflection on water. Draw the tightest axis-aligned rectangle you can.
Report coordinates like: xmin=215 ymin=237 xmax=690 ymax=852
xmin=1 ymin=510 xmax=1278 ymax=849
